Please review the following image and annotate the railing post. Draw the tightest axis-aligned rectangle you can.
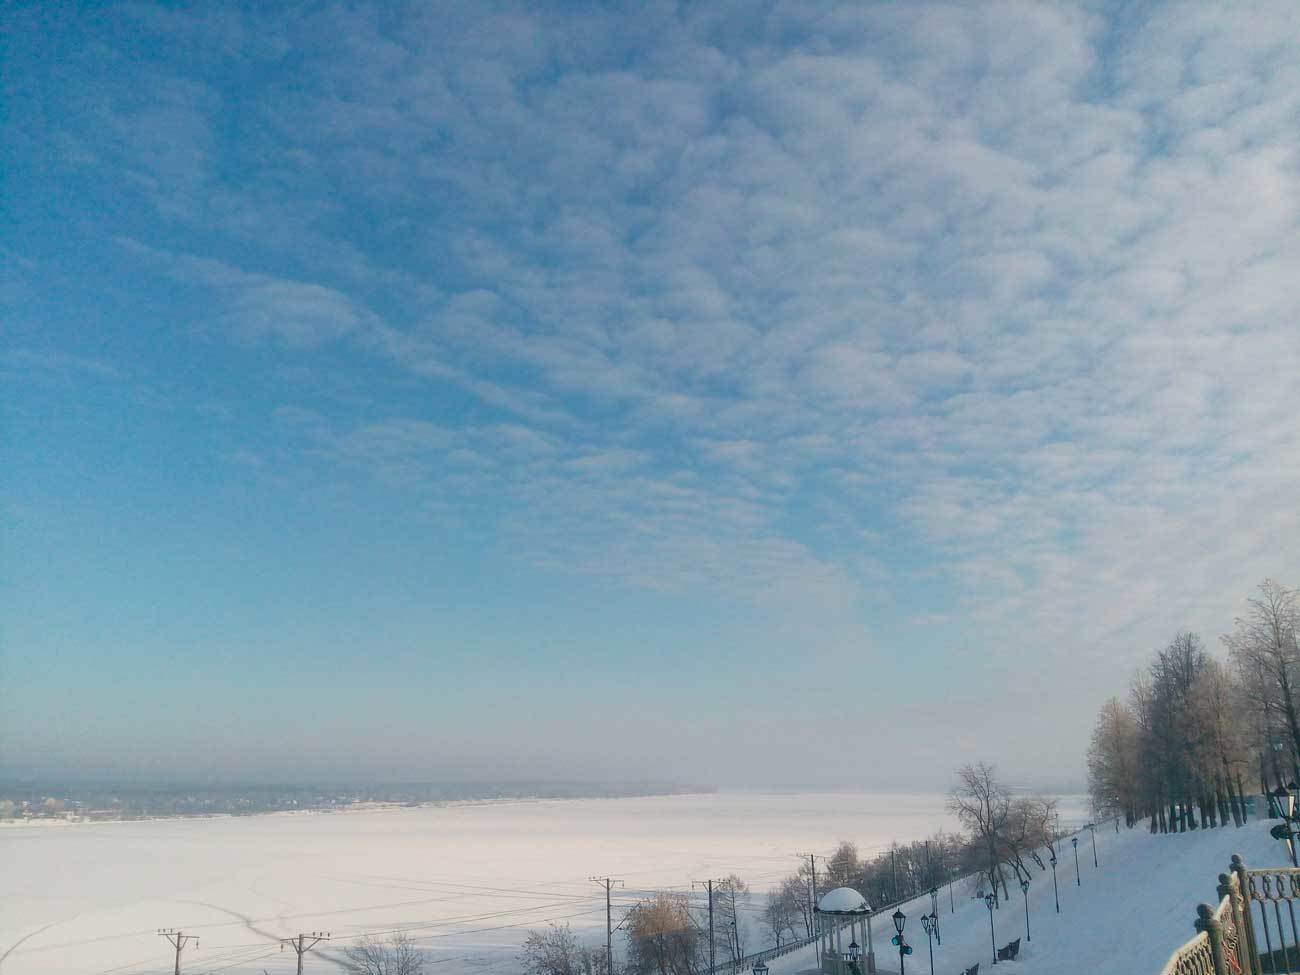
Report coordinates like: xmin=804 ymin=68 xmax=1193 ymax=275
xmin=1197 ymin=904 xmax=1229 ymax=975
xmin=1232 ymin=855 xmax=1263 ymax=975
xmin=1220 ymin=871 xmax=1252 ymax=975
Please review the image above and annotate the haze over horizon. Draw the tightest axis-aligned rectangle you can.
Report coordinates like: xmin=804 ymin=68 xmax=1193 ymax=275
xmin=3 ymin=1 xmax=1298 ymax=791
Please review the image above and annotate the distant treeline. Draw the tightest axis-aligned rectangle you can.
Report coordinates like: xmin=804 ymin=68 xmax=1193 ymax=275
xmin=0 ymin=779 xmax=716 ymax=820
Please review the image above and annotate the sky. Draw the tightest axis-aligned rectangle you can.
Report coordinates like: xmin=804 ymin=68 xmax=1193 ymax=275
xmin=2 ymin=0 xmax=1298 ymax=791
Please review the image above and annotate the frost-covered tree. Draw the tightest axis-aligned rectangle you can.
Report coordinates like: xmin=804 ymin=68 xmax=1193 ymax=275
xmin=947 ymin=763 xmax=1011 ymax=905
xmin=342 ymin=933 xmax=425 ymax=975
xmin=625 ymin=892 xmax=701 ymax=975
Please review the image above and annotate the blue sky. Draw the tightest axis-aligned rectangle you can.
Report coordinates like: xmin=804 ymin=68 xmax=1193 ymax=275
xmin=3 ymin=1 xmax=1298 ymax=788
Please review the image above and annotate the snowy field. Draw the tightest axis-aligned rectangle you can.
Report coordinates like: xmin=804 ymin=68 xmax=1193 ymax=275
xmin=0 ymin=791 xmax=1087 ymax=975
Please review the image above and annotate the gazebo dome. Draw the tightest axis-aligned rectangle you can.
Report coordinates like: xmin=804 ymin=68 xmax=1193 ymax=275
xmin=817 ymin=887 xmax=871 ymax=914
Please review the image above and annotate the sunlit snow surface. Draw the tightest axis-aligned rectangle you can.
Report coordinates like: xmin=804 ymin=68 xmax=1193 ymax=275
xmin=764 ymin=812 xmax=1289 ymax=975
xmin=0 ymin=790 xmax=1129 ymax=975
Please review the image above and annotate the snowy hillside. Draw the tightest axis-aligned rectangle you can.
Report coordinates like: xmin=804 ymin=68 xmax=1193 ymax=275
xmin=765 ymin=819 xmax=1289 ymax=975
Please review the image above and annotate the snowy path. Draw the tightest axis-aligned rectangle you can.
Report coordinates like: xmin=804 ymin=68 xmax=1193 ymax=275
xmin=762 ymin=818 xmax=1289 ymax=975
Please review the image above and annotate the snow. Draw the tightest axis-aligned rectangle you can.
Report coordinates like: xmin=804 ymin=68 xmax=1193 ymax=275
xmin=818 ymin=888 xmax=871 ymax=914
xmin=0 ymin=791 xmax=1090 ymax=975
xmin=763 ymin=816 xmax=1290 ymax=975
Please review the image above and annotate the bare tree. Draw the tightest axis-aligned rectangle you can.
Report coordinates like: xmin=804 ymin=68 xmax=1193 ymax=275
xmin=948 ymin=763 xmax=1011 ymax=904
xmin=781 ymin=874 xmax=814 ymax=939
xmin=760 ymin=888 xmax=797 ymax=948
xmin=1087 ymin=697 xmax=1140 ymax=826
xmin=823 ymin=842 xmax=860 ymax=891
xmin=1225 ymin=580 xmax=1300 ymax=780
xmin=713 ymin=875 xmax=749 ymax=962
xmin=523 ymin=924 xmax=604 ymax=975
xmin=342 ymin=933 xmax=425 ymax=975
xmin=625 ymin=892 xmax=701 ymax=975
xmin=1188 ymin=659 xmax=1250 ymax=827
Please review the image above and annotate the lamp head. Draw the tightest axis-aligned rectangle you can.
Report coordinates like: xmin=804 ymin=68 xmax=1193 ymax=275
xmin=984 ymin=893 xmax=995 ymax=911
xmin=892 ymin=909 xmax=906 ymax=934
xmin=1072 ymin=837 xmax=1078 ymax=848
xmin=1020 ymin=879 xmax=1029 ymax=893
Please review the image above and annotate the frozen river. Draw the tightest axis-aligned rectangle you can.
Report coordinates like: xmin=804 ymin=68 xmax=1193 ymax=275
xmin=0 ymin=791 xmax=1087 ymax=975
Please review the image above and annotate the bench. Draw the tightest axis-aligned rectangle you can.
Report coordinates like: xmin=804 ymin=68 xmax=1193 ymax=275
xmin=996 ymin=938 xmax=1021 ymax=962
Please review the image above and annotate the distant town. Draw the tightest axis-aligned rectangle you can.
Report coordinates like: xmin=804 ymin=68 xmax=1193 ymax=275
xmin=0 ymin=780 xmax=715 ymax=823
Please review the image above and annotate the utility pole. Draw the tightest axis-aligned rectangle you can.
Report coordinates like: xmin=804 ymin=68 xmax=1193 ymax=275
xmin=891 ymin=847 xmax=898 ymax=903
xmin=158 ymin=930 xmax=198 ymax=975
xmin=692 ymin=879 xmax=720 ymax=975
xmin=797 ymin=854 xmax=820 ymax=938
xmin=281 ymin=932 xmax=330 ymax=975
xmin=591 ymin=877 xmax=624 ymax=975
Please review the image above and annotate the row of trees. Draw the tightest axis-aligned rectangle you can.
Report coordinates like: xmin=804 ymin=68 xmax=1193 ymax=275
xmin=1087 ymin=579 xmax=1299 ymax=833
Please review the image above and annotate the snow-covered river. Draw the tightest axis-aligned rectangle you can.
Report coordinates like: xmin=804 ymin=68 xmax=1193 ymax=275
xmin=0 ymin=791 xmax=1087 ymax=975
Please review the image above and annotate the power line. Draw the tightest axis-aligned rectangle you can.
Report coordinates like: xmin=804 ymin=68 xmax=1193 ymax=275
xmin=280 ymin=932 xmax=330 ymax=975
xmin=158 ymin=930 xmax=198 ymax=975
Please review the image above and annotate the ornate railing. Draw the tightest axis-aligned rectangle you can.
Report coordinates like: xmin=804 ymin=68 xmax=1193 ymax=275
xmin=1161 ymin=855 xmax=1300 ymax=975
xmin=1237 ymin=859 xmax=1300 ymax=973
xmin=1159 ymin=896 xmax=1236 ymax=975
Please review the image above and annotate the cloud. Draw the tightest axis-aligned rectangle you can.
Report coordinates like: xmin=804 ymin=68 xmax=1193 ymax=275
xmin=14 ymin=0 xmax=1300 ymax=762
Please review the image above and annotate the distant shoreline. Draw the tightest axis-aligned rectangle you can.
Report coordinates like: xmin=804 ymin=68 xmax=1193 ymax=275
xmin=0 ymin=788 xmax=722 ymax=829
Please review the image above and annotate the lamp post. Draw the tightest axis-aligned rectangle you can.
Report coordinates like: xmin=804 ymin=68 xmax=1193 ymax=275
xmin=919 ymin=914 xmax=935 ymax=975
xmin=844 ymin=940 xmax=861 ymax=975
xmin=1087 ymin=822 xmax=1098 ymax=868
xmin=1049 ymin=853 xmax=1060 ymax=913
xmin=892 ymin=910 xmax=907 ymax=975
xmin=1019 ymin=879 xmax=1030 ymax=942
xmin=948 ymin=880 xmax=954 ymax=914
xmin=1072 ymin=836 xmax=1081 ymax=886
xmin=984 ymin=893 xmax=997 ymax=966
xmin=928 ymin=887 xmax=940 ymax=945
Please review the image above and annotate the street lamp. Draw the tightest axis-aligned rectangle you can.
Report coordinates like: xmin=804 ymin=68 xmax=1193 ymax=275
xmin=920 ymin=914 xmax=936 ymax=975
xmin=1087 ymin=822 xmax=1098 ymax=868
xmin=1072 ymin=836 xmax=1081 ymax=886
xmin=984 ymin=893 xmax=997 ymax=966
xmin=844 ymin=940 xmax=861 ymax=975
xmin=1048 ymin=853 xmax=1060 ymax=913
xmin=1019 ymin=879 xmax=1031 ymax=942
xmin=928 ymin=887 xmax=940 ymax=944
xmin=892 ymin=910 xmax=908 ymax=975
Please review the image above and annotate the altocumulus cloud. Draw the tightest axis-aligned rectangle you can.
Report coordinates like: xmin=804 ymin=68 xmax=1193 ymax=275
xmin=12 ymin=0 xmax=1300 ymax=675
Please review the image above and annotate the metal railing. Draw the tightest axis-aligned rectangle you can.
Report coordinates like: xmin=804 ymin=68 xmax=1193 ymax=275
xmin=1158 ymin=854 xmax=1300 ymax=975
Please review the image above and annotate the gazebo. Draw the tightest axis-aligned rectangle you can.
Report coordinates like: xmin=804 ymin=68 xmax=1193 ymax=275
xmin=816 ymin=887 xmax=875 ymax=975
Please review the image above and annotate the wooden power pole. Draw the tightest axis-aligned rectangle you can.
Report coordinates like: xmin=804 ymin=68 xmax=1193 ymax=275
xmin=797 ymin=854 xmax=820 ymax=941
xmin=158 ymin=930 xmax=198 ymax=975
xmin=591 ymin=877 xmax=623 ymax=975
xmin=282 ymin=932 xmax=330 ymax=975
xmin=692 ymin=879 xmax=721 ymax=975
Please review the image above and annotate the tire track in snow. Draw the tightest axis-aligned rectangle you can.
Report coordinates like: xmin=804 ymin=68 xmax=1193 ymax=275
xmin=175 ymin=899 xmax=284 ymax=944
xmin=0 ymin=919 xmax=72 ymax=972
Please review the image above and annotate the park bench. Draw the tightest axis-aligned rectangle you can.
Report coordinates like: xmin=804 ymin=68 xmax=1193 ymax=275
xmin=995 ymin=938 xmax=1021 ymax=962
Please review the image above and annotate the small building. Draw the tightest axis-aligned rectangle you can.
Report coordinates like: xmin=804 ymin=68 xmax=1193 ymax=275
xmin=816 ymin=887 xmax=875 ymax=975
